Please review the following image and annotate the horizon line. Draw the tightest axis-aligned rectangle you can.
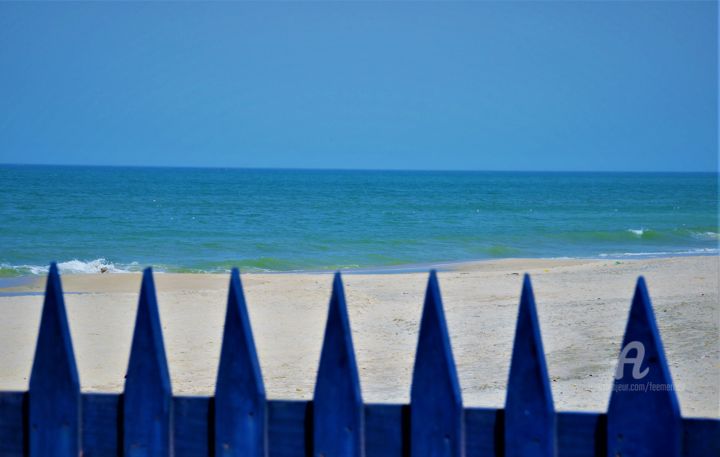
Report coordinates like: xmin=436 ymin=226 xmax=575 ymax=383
xmin=1 ymin=162 xmax=718 ymax=174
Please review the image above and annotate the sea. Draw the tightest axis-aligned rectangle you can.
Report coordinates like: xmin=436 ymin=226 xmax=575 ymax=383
xmin=0 ymin=165 xmax=717 ymax=276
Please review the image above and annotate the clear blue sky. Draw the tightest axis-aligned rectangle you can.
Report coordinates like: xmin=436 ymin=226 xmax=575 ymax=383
xmin=0 ymin=1 xmax=716 ymax=172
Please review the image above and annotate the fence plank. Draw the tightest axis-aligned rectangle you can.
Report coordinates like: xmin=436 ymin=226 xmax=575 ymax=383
xmin=123 ymin=268 xmax=173 ymax=456
xmin=268 ymin=400 xmax=310 ymax=457
xmin=505 ymin=275 xmax=556 ymax=456
xmin=0 ymin=391 xmax=26 ymax=456
xmin=313 ymin=272 xmax=364 ymax=457
xmin=175 ymin=396 xmax=212 ymax=457
xmin=465 ymin=408 xmax=501 ymax=457
xmin=215 ymin=268 xmax=267 ymax=457
xmin=410 ymin=271 xmax=464 ymax=457
xmin=557 ymin=412 xmax=604 ymax=457
xmin=28 ymin=263 xmax=81 ymax=456
xmin=682 ymin=418 xmax=720 ymax=457
xmin=82 ymin=393 xmax=120 ymax=457
xmin=607 ymin=277 xmax=682 ymax=457
xmin=365 ymin=403 xmax=407 ymax=457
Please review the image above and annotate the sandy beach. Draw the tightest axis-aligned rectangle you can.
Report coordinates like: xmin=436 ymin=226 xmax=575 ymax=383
xmin=0 ymin=256 xmax=718 ymax=417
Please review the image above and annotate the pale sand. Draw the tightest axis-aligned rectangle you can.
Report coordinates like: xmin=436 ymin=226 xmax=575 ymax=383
xmin=1 ymin=256 xmax=718 ymax=417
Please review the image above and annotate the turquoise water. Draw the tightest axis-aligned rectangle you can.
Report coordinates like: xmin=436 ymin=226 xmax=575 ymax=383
xmin=0 ymin=165 xmax=717 ymax=275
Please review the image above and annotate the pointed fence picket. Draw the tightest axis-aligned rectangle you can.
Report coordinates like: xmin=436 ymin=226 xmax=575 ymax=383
xmin=28 ymin=263 xmax=81 ymax=456
xmin=607 ymin=277 xmax=683 ymax=457
xmin=313 ymin=273 xmax=364 ymax=457
xmin=504 ymin=275 xmax=555 ymax=457
xmin=215 ymin=268 xmax=267 ymax=457
xmin=123 ymin=268 xmax=173 ymax=456
xmin=0 ymin=263 xmax=717 ymax=457
xmin=410 ymin=271 xmax=464 ymax=457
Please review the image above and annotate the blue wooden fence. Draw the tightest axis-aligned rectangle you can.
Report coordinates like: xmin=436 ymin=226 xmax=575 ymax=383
xmin=0 ymin=263 xmax=718 ymax=456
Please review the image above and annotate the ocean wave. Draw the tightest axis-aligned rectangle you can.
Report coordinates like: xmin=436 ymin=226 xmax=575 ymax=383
xmin=688 ymin=231 xmax=719 ymax=241
xmin=556 ymin=228 xmax=668 ymax=242
xmin=626 ymin=228 xmax=664 ymax=239
xmin=598 ymin=248 xmax=719 ymax=258
xmin=0 ymin=258 xmax=135 ymax=276
xmin=57 ymin=258 xmax=133 ymax=274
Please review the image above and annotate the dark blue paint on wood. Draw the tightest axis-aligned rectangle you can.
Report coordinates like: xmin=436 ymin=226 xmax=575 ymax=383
xmin=505 ymin=275 xmax=556 ymax=456
xmin=364 ymin=403 xmax=407 ymax=457
xmin=607 ymin=277 xmax=682 ymax=457
xmin=82 ymin=393 xmax=121 ymax=457
xmin=174 ymin=396 xmax=212 ymax=457
xmin=464 ymin=408 xmax=501 ymax=457
xmin=556 ymin=412 xmax=605 ymax=457
xmin=0 ymin=392 xmax=26 ymax=456
xmin=313 ymin=272 xmax=364 ymax=456
xmin=682 ymin=418 xmax=720 ymax=457
xmin=123 ymin=268 xmax=173 ymax=456
xmin=267 ymin=400 xmax=310 ymax=457
xmin=410 ymin=271 xmax=464 ymax=457
xmin=1 ymin=398 xmax=720 ymax=457
xmin=29 ymin=263 xmax=81 ymax=456
xmin=215 ymin=268 xmax=267 ymax=457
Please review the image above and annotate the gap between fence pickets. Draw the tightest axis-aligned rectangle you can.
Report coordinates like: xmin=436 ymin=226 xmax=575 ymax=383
xmin=1 ymin=262 xmax=717 ymax=457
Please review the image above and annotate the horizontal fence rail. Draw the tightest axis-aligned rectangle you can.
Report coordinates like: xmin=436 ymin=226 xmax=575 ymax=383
xmin=0 ymin=263 xmax=718 ymax=457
